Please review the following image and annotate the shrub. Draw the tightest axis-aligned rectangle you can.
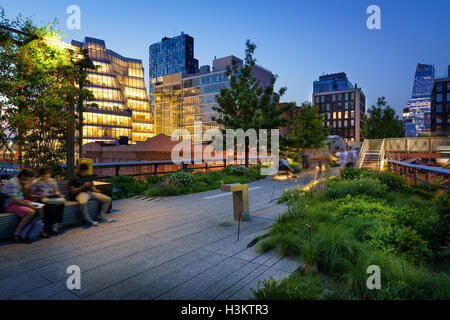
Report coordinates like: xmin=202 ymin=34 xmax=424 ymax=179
xmin=110 ymin=176 xmax=148 ymax=200
xmin=225 ymin=165 xmax=248 ymax=176
xmin=168 ymin=172 xmax=194 ymax=188
xmin=370 ymin=224 xmax=433 ymax=262
xmin=326 ymin=177 xmax=387 ymax=199
xmin=339 ymin=167 xmax=377 ymax=180
xmin=378 ymin=172 xmax=407 ymax=191
xmin=251 ymin=273 xmax=323 ymax=300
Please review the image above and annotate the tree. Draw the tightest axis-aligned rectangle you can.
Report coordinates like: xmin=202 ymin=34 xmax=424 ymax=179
xmin=0 ymin=11 xmax=95 ymax=175
xmin=285 ymin=102 xmax=329 ymax=160
xmin=213 ymin=40 xmax=293 ymax=167
xmin=361 ymin=97 xmax=404 ymax=139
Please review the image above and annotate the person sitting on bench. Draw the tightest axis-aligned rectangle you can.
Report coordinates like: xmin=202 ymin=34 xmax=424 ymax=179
xmin=69 ymin=164 xmax=113 ymax=227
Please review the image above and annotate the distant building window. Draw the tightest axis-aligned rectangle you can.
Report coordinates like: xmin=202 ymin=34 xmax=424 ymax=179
xmin=436 ymin=115 xmax=442 ymax=124
xmin=332 ymin=94 xmax=336 ymax=102
xmin=436 ymin=83 xmax=443 ymax=91
xmin=351 ymin=92 xmax=355 ymax=100
xmin=345 ymin=102 xmax=349 ymax=109
xmin=447 ymin=82 xmax=450 ymax=90
xmin=436 ymin=94 xmax=443 ymax=102
xmin=326 ymin=103 xmax=330 ymax=111
xmin=321 ymin=96 xmax=325 ymax=103
xmin=315 ymin=96 xmax=320 ymax=104
xmin=447 ymin=93 xmax=450 ymax=102
xmin=436 ymin=104 xmax=443 ymax=113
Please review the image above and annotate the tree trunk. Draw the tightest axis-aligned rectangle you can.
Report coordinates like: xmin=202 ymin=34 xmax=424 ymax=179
xmin=66 ymin=94 xmax=75 ymax=180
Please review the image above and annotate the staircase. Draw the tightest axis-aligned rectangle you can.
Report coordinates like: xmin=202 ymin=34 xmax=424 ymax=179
xmin=359 ymin=139 xmax=384 ymax=171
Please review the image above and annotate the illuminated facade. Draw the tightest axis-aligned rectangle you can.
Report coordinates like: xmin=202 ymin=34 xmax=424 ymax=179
xmin=405 ymin=63 xmax=435 ymax=137
xmin=152 ymin=56 xmax=273 ymax=139
xmin=72 ymin=37 xmax=153 ymax=144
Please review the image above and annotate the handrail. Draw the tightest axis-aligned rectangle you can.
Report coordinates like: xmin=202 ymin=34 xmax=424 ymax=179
xmin=387 ymin=160 xmax=450 ymax=175
xmin=378 ymin=139 xmax=385 ymax=171
xmin=358 ymin=139 xmax=368 ymax=168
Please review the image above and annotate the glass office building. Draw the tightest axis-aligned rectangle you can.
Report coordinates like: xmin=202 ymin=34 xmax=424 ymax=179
xmin=405 ymin=63 xmax=435 ymax=136
xmin=152 ymin=56 xmax=272 ymax=139
xmin=149 ymin=33 xmax=199 ymax=81
xmin=72 ymin=37 xmax=153 ymax=144
xmin=312 ymin=73 xmax=365 ymax=143
xmin=313 ymin=73 xmax=354 ymax=94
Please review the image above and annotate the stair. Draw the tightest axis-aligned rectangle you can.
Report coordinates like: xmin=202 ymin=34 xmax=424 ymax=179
xmin=361 ymin=150 xmax=382 ymax=170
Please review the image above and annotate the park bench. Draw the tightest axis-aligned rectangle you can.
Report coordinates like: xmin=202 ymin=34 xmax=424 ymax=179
xmin=0 ymin=180 xmax=103 ymax=241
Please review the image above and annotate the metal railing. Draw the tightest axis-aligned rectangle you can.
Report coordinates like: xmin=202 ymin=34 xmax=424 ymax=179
xmin=387 ymin=159 xmax=450 ymax=189
xmin=358 ymin=139 xmax=368 ymax=168
xmin=20 ymin=155 xmax=273 ymax=180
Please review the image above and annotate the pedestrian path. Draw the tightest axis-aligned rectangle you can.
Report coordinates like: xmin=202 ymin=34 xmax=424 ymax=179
xmin=0 ymin=171 xmax=323 ymax=300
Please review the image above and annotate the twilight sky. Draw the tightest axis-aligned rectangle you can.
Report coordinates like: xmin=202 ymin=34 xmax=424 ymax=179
xmin=1 ymin=0 xmax=449 ymax=115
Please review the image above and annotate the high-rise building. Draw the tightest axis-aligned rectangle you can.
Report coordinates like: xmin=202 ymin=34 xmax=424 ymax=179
xmin=405 ymin=63 xmax=435 ymax=137
xmin=430 ymin=66 xmax=450 ymax=137
xmin=312 ymin=73 xmax=365 ymax=143
xmin=72 ymin=37 xmax=153 ymax=145
xmin=152 ymin=56 xmax=273 ymax=138
xmin=149 ymin=33 xmax=199 ymax=80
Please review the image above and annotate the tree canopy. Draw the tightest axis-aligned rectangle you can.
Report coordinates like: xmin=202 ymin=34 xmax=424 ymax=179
xmin=213 ymin=40 xmax=293 ymax=167
xmin=361 ymin=97 xmax=404 ymax=139
xmin=285 ymin=102 xmax=329 ymax=160
xmin=0 ymin=10 xmax=95 ymax=173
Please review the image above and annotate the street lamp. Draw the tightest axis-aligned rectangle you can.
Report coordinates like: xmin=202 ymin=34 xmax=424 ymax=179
xmin=403 ymin=107 xmax=410 ymax=138
xmin=0 ymin=24 xmax=83 ymax=179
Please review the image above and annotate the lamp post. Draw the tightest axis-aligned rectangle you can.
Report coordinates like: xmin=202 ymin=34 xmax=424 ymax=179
xmin=403 ymin=107 xmax=410 ymax=138
xmin=0 ymin=24 xmax=83 ymax=179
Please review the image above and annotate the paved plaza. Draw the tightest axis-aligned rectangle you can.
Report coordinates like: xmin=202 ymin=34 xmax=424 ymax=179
xmin=0 ymin=173 xmax=318 ymax=300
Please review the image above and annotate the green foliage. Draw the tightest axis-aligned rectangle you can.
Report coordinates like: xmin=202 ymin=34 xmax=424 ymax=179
xmin=0 ymin=11 xmax=96 ymax=168
xmin=251 ymin=273 xmax=323 ymax=300
xmin=213 ymin=40 xmax=293 ymax=167
xmin=377 ymin=172 xmax=407 ymax=191
xmin=326 ymin=177 xmax=387 ymax=199
xmin=224 ymin=165 xmax=248 ymax=176
xmin=285 ymin=102 xmax=330 ymax=157
xmin=254 ymin=169 xmax=450 ymax=300
xmin=110 ymin=176 xmax=148 ymax=200
xmin=169 ymin=172 xmax=194 ymax=188
xmin=361 ymin=97 xmax=404 ymax=139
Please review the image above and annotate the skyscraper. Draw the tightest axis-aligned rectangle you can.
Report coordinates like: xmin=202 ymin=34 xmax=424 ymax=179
xmin=152 ymin=56 xmax=273 ymax=139
xmin=149 ymin=32 xmax=199 ymax=80
xmin=405 ymin=63 xmax=435 ymax=136
xmin=72 ymin=37 xmax=153 ymax=145
xmin=312 ymin=73 xmax=365 ymax=143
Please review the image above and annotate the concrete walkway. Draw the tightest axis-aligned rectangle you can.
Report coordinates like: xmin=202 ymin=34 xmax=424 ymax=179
xmin=0 ymin=172 xmax=317 ymax=300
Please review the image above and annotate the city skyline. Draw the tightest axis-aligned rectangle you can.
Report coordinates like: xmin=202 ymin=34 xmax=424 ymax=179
xmin=1 ymin=0 xmax=450 ymax=117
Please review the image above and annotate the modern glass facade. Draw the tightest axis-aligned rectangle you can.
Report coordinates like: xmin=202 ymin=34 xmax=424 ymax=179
xmin=313 ymin=73 xmax=353 ymax=94
xmin=152 ymin=70 xmax=229 ymax=139
xmin=312 ymin=73 xmax=365 ymax=143
xmin=152 ymin=56 xmax=273 ymax=140
xmin=72 ymin=37 xmax=153 ymax=144
xmin=149 ymin=33 xmax=199 ymax=80
xmin=405 ymin=63 xmax=435 ymax=137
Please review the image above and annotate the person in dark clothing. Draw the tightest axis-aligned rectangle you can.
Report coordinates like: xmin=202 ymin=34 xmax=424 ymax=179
xmin=69 ymin=163 xmax=112 ymax=226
